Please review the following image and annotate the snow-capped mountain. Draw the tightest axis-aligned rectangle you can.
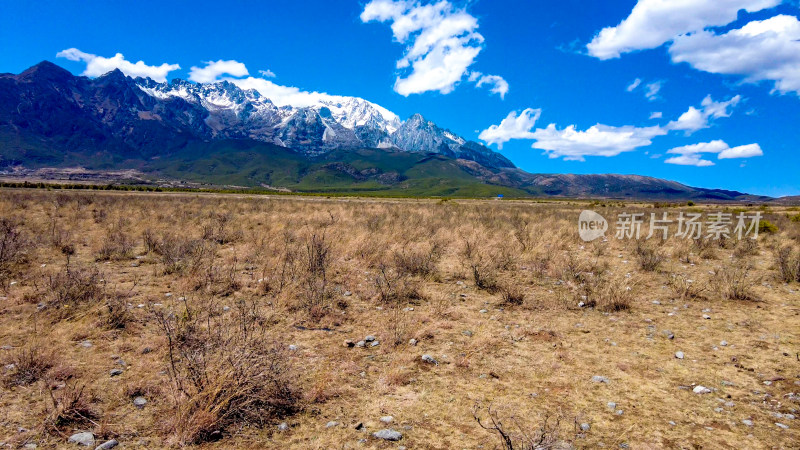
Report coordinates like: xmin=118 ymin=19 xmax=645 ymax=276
xmin=133 ymin=72 xmax=511 ymax=167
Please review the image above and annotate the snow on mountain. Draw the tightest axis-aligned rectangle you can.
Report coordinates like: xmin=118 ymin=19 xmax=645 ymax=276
xmin=132 ymin=75 xmax=513 ymax=167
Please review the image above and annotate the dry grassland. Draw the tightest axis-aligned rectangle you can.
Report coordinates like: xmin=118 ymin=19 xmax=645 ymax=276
xmin=0 ymin=189 xmax=798 ymax=449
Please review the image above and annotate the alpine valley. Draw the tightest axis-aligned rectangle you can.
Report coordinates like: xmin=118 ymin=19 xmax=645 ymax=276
xmin=0 ymin=61 xmax=773 ymax=201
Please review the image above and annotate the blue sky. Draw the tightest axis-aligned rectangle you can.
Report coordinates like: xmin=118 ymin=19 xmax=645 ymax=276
xmin=1 ymin=0 xmax=798 ymax=196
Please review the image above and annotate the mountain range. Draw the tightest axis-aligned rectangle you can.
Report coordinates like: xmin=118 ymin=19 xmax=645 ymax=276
xmin=0 ymin=61 xmax=776 ymax=201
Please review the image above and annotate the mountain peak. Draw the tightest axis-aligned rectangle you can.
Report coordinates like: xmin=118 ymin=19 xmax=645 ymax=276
xmin=17 ymin=60 xmax=73 ymax=82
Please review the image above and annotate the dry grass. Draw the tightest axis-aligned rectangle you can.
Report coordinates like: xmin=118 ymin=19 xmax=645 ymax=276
xmin=0 ymin=189 xmax=798 ymax=448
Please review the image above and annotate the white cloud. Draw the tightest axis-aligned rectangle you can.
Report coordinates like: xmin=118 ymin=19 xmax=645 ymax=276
xmin=719 ymin=143 xmax=763 ymax=158
xmin=586 ymin=0 xmax=780 ymax=60
xmin=478 ymin=108 xmax=541 ymax=148
xmin=56 ymin=48 xmax=180 ymax=82
xmin=626 ymin=78 xmax=642 ymax=92
xmin=188 ymin=60 xmax=249 ymax=83
xmin=470 ymin=72 xmax=509 ymax=98
xmin=664 ymin=154 xmax=716 ymax=166
xmin=644 ymin=81 xmax=663 ymax=101
xmin=230 ymin=76 xmax=337 ymax=108
xmin=259 ymin=69 xmax=276 ymax=78
xmin=360 ymin=0 xmax=505 ymax=96
xmin=667 ymin=95 xmax=741 ymax=133
xmin=669 ymin=15 xmax=800 ymax=95
xmin=664 ymin=139 xmax=762 ymax=166
xmin=649 ymin=111 xmax=663 ymax=119
xmin=530 ymin=123 xmax=666 ymax=161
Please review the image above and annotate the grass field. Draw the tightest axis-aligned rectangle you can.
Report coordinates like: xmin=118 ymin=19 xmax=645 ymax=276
xmin=0 ymin=189 xmax=798 ymax=449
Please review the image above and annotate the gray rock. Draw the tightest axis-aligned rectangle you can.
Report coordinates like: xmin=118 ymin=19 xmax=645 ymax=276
xmin=421 ymin=354 xmax=438 ymax=365
xmin=277 ymin=422 xmax=289 ymax=431
xmin=675 ymin=351 xmax=684 ymax=359
xmin=720 ymin=340 xmax=728 ymax=346
xmin=662 ymin=330 xmax=675 ymax=340
xmin=580 ymin=423 xmax=590 ymax=431
xmin=607 ymin=402 xmax=617 ymax=410
xmin=325 ymin=421 xmax=339 ymax=428
xmin=109 ymin=369 xmax=123 ymax=377
xmin=479 ymin=309 xmax=488 ymax=314
xmin=380 ymin=415 xmax=393 ymax=424
xmin=372 ymin=429 xmax=402 ymax=441
xmin=742 ymin=419 xmax=754 ymax=426
xmin=68 ymin=432 xmax=94 ymax=447
xmin=775 ymin=422 xmax=789 ymax=429
xmin=344 ymin=291 xmax=352 ymax=296
xmin=133 ymin=396 xmax=147 ymax=408
xmin=288 ymin=345 xmax=298 ymax=351
xmin=702 ymin=314 xmax=711 ymax=320
xmin=462 ymin=330 xmax=473 ymax=337
xmin=408 ymin=339 xmax=417 ymax=346
xmin=370 ymin=341 xmax=380 ymax=347
xmin=95 ymin=439 xmax=118 ymax=450
xmin=591 ymin=375 xmax=609 ymax=383
xmin=365 ymin=335 xmax=376 ymax=342
xmin=693 ymin=385 xmax=712 ymax=394
xmin=355 ymin=340 xmax=366 ymax=348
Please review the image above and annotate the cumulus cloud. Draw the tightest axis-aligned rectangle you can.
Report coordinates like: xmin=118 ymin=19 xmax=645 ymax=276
xmin=188 ymin=60 xmax=249 ymax=83
xmin=586 ymin=0 xmax=780 ymax=59
xmin=664 ymin=139 xmax=762 ymax=166
xmin=669 ymin=15 xmax=800 ymax=95
xmin=480 ymin=94 xmax=742 ymax=161
xmin=56 ymin=48 xmax=180 ymax=82
xmin=667 ymin=95 xmax=741 ymax=133
xmin=469 ymin=72 xmax=509 ymax=98
xmin=649 ymin=111 xmax=663 ymax=119
xmin=360 ymin=0 xmax=506 ymax=96
xmin=478 ymin=108 xmax=541 ymax=149
xmin=530 ymin=123 xmax=666 ymax=161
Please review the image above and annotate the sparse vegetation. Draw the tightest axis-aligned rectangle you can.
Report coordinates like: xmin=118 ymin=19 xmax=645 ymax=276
xmin=0 ymin=189 xmax=797 ymax=448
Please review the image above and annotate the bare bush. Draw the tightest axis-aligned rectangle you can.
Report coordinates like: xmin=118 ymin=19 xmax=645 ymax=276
xmin=473 ymin=403 xmax=570 ymax=450
xmin=635 ymin=239 xmax=665 ymax=272
xmin=3 ymin=345 xmax=55 ymax=387
xmin=0 ymin=218 xmax=29 ymax=281
xmin=665 ymin=273 xmax=708 ymax=301
xmin=393 ymin=241 xmax=443 ymax=277
xmin=714 ymin=263 xmax=760 ymax=301
xmin=775 ymin=246 xmax=800 ymax=283
xmin=45 ymin=264 xmax=103 ymax=309
xmin=44 ymin=383 xmax=97 ymax=433
xmin=154 ymin=301 xmax=300 ymax=445
xmin=301 ymin=233 xmax=331 ymax=319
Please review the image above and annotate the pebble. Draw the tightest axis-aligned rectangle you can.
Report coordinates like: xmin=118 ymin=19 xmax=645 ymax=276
xmin=372 ymin=429 xmax=402 ymax=441
xmin=662 ymin=330 xmax=675 ymax=340
xmin=720 ymin=340 xmax=728 ymax=347
xmin=702 ymin=314 xmax=711 ymax=320
xmin=288 ymin=345 xmax=298 ymax=351
xmin=675 ymin=351 xmax=684 ymax=359
xmin=421 ymin=354 xmax=438 ymax=365
xmin=355 ymin=341 xmax=366 ymax=348
xmin=607 ymin=402 xmax=617 ymax=410
xmin=133 ymin=396 xmax=147 ymax=408
xmin=479 ymin=309 xmax=488 ymax=314
xmin=277 ymin=422 xmax=289 ymax=431
xmin=68 ymin=432 xmax=94 ymax=447
xmin=742 ymin=419 xmax=754 ymax=426
xmin=580 ymin=423 xmax=590 ymax=431
xmin=408 ymin=339 xmax=417 ymax=346
xmin=775 ymin=422 xmax=789 ymax=429
xmin=380 ymin=416 xmax=393 ymax=424
xmin=693 ymin=385 xmax=712 ymax=394
xmin=370 ymin=341 xmax=380 ymax=347
xmin=109 ymin=369 xmax=123 ymax=377
xmin=365 ymin=335 xmax=376 ymax=342
xmin=591 ymin=375 xmax=609 ymax=384
xmin=95 ymin=439 xmax=119 ymax=450
xmin=462 ymin=330 xmax=473 ymax=337
xmin=325 ymin=421 xmax=339 ymax=428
